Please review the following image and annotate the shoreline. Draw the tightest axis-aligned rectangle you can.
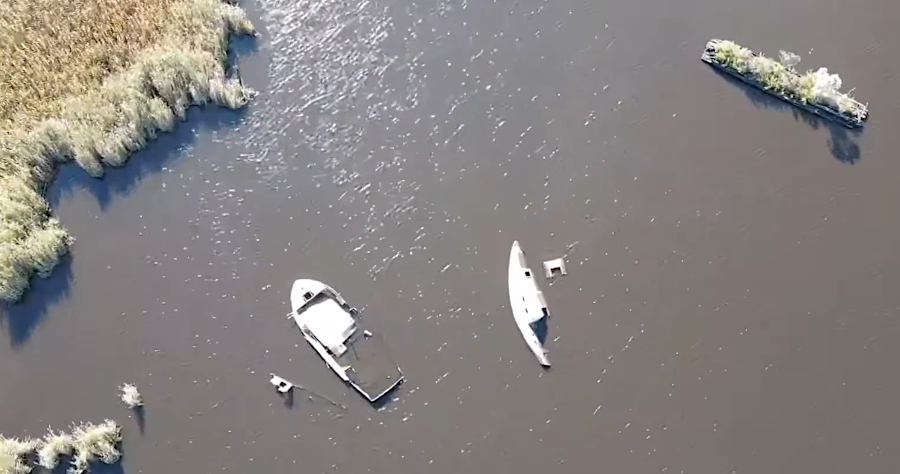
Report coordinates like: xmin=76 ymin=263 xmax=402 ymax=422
xmin=0 ymin=0 xmax=258 ymax=302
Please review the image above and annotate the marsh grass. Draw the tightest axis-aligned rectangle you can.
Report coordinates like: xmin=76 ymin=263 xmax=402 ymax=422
xmin=36 ymin=430 xmax=74 ymax=470
xmin=0 ymin=437 xmax=39 ymax=474
xmin=68 ymin=421 xmax=121 ymax=474
xmin=1 ymin=421 xmax=122 ymax=474
xmin=0 ymin=0 xmax=256 ymax=301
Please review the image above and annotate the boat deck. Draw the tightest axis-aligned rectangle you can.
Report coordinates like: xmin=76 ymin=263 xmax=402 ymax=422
xmin=337 ymin=329 xmax=403 ymax=402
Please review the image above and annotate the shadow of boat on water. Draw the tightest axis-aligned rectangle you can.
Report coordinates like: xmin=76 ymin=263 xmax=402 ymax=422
xmin=0 ymin=255 xmax=73 ymax=348
xmin=711 ymin=67 xmax=863 ymax=164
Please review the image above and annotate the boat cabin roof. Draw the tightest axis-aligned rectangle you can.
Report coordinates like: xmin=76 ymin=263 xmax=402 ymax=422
xmin=298 ymin=297 xmax=357 ymax=354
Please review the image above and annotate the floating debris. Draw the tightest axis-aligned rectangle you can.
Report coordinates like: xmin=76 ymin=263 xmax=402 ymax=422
xmin=269 ymin=374 xmax=294 ymax=394
xmin=542 ymin=258 xmax=567 ymax=279
xmin=268 ymin=373 xmax=346 ymax=410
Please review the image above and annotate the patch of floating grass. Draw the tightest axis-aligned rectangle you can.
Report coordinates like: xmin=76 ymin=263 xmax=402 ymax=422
xmin=0 ymin=0 xmax=257 ymax=301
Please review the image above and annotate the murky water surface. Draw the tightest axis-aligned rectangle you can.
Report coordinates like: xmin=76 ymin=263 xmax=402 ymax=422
xmin=4 ymin=0 xmax=900 ymax=472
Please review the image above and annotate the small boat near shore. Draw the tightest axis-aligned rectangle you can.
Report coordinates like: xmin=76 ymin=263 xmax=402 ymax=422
xmin=289 ymin=279 xmax=404 ymax=402
xmin=508 ymin=241 xmax=551 ymax=367
xmin=701 ymin=39 xmax=868 ymax=128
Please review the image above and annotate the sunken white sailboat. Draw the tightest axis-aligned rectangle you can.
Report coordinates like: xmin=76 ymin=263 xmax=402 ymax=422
xmin=289 ymin=279 xmax=404 ymax=402
xmin=508 ymin=241 xmax=551 ymax=366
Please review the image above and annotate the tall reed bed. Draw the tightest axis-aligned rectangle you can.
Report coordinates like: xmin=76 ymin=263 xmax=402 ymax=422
xmin=0 ymin=0 xmax=257 ymax=301
xmin=0 ymin=420 xmax=122 ymax=474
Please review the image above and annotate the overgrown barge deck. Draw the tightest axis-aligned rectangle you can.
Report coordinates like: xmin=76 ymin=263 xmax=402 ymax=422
xmin=701 ymin=39 xmax=868 ymax=129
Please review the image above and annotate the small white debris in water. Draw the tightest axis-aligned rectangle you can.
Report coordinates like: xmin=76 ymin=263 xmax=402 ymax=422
xmin=593 ymin=405 xmax=602 ymax=415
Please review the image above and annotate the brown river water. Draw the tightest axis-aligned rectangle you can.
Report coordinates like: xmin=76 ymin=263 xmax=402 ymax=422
xmin=4 ymin=0 xmax=900 ymax=472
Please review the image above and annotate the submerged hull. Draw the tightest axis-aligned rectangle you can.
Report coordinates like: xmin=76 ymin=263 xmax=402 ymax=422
xmin=508 ymin=241 xmax=551 ymax=367
xmin=290 ymin=279 xmax=404 ymax=402
xmin=701 ymin=39 xmax=867 ymax=129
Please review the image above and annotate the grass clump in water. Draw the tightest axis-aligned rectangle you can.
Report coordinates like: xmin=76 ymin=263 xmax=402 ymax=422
xmin=1 ymin=421 xmax=122 ymax=474
xmin=0 ymin=0 xmax=257 ymax=302
xmin=68 ymin=421 xmax=121 ymax=474
xmin=119 ymin=383 xmax=143 ymax=408
xmin=36 ymin=430 xmax=74 ymax=471
xmin=0 ymin=437 xmax=39 ymax=474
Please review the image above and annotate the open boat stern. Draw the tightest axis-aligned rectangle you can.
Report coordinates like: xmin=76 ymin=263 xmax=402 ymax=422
xmin=340 ymin=331 xmax=404 ymax=402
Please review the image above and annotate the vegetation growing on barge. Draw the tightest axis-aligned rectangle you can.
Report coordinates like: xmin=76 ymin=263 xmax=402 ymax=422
xmin=0 ymin=0 xmax=257 ymax=302
xmin=710 ymin=40 xmax=866 ymax=120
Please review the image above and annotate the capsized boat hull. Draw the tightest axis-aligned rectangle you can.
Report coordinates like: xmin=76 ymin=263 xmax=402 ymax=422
xmin=508 ymin=241 xmax=551 ymax=366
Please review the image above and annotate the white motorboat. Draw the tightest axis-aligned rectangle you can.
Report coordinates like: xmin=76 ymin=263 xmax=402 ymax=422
xmin=508 ymin=241 xmax=551 ymax=366
xmin=289 ymin=279 xmax=404 ymax=402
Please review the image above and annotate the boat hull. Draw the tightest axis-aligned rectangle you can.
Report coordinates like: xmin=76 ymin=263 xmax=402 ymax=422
xmin=291 ymin=279 xmax=404 ymax=402
xmin=508 ymin=242 xmax=551 ymax=367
